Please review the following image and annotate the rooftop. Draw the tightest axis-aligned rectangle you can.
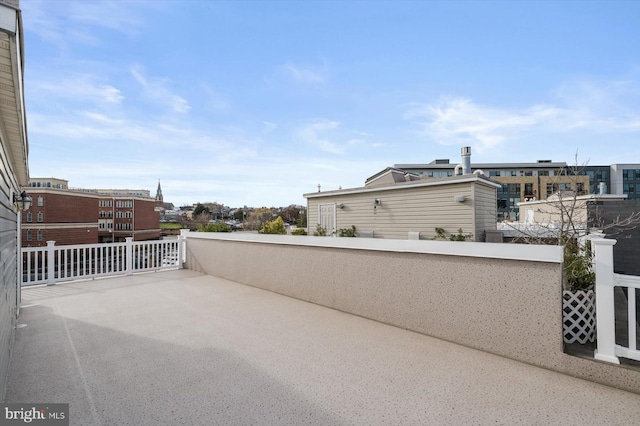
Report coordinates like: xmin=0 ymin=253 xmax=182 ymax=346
xmin=6 ymin=269 xmax=640 ymax=424
xmin=395 ymin=161 xmax=569 ymax=169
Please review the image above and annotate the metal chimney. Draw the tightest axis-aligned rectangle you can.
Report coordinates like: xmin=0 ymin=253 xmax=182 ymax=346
xmin=461 ymin=146 xmax=471 ymax=175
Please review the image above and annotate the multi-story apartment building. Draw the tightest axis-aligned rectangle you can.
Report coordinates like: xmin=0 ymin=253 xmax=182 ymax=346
xmin=394 ymin=156 xmax=639 ymax=221
xmin=22 ymin=178 xmax=161 ymax=246
xmin=97 ymin=195 xmax=160 ymax=243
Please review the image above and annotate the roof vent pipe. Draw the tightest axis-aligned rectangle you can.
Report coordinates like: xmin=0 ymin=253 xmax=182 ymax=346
xmin=461 ymin=146 xmax=471 ymax=175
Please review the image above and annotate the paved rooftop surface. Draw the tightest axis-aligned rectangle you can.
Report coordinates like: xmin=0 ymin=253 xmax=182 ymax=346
xmin=6 ymin=269 xmax=640 ymax=425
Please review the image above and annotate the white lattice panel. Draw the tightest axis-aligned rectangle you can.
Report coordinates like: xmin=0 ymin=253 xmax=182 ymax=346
xmin=563 ymin=290 xmax=596 ymax=344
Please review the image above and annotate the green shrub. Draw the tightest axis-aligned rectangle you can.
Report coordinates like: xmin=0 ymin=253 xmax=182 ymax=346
xmin=313 ymin=224 xmax=327 ymax=236
xmin=564 ymin=238 xmax=595 ymax=291
xmin=291 ymin=228 xmax=307 ymax=235
xmin=433 ymin=227 xmax=472 ymax=241
xmin=259 ymin=216 xmax=287 ymax=234
xmin=338 ymin=225 xmax=357 ymax=237
xmin=199 ymin=222 xmax=232 ymax=232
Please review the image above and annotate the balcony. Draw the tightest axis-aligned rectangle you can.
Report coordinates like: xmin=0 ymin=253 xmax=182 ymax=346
xmin=5 ymin=234 xmax=640 ymax=424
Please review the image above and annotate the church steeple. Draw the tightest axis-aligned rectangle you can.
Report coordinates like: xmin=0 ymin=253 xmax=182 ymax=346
xmin=155 ymin=179 xmax=163 ymax=203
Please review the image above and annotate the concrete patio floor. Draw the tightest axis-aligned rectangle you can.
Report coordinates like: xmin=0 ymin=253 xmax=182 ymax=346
xmin=5 ymin=269 xmax=640 ymax=425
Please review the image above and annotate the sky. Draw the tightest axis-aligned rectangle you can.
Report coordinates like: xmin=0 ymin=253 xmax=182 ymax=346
xmin=21 ymin=0 xmax=640 ymax=208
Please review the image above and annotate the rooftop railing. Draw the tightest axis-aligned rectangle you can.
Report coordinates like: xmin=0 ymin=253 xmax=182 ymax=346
xmin=21 ymin=237 xmax=184 ymax=286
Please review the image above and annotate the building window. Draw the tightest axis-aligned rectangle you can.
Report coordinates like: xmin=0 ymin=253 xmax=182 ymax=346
xmin=26 ymin=230 xmax=31 ymax=241
xmin=26 ymin=212 xmax=32 ymax=222
xmin=37 ymin=230 xmax=43 ymax=241
xmin=624 ymin=183 xmax=635 ymax=194
xmin=576 ymin=182 xmax=585 ymax=194
xmin=99 ymin=200 xmax=105 ymax=207
xmin=489 ymin=171 xmax=500 ymax=177
xmin=547 ymin=183 xmax=559 ymax=194
xmin=559 ymin=183 xmax=572 ymax=191
xmin=107 ymin=222 xmax=113 ymax=229
xmin=108 ymin=200 xmax=113 ymax=207
xmin=508 ymin=184 xmax=521 ymax=194
xmin=125 ymin=211 xmax=132 ymax=218
xmin=524 ymin=171 xmax=533 ymax=177
xmin=623 ymin=169 xmax=640 ymax=180
xmin=37 ymin=212 xmax=43 ymax=222
xmin=37 ymin=196 xmax=43 ymax=206
xmin=99 ymin=222 xmax=105 ymax=229
xmin=524 ymin=183 xmax=534 ymax=196
xmin=116 ymin=211 xmax=123 ymax=218
xmin=539 ymin=170 xmax=549 ymax=176
xmin=125 ymin=223 xmax=132 ymax=230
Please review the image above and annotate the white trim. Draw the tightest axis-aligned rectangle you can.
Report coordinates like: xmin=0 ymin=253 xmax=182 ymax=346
xmin=185 ymin=232 xmax=563 ymax=263
xmin=305 ymin=176 xmax=501 ymax=199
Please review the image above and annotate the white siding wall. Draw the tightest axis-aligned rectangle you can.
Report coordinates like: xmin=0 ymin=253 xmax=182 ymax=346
xmin=473 ymin=183 xmax=498 ymax=241
xmin=308 ymin=182 xmax=481 ymax=240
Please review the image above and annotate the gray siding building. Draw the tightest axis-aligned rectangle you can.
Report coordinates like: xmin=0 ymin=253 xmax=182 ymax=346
xmin=0 ymin=0 xmax=28 ymax=399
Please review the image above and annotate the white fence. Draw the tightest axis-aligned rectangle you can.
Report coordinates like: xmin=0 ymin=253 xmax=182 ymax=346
xmin=592 ymin=238 xmax=640 ymax=364
xmin=21 ymin=237 xmax=184 ymax=286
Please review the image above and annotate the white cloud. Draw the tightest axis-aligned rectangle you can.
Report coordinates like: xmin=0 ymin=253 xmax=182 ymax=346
xmin=406 ymin=82 xmax=640 ymax=153
xmin=130 ymin=64 xmax=191 ymax=113
xmin=23 ymin=0 xmax=149 ymax=48
xmin=262 ymin=121 xmax=277 ymax=133
xmin=282 ymin=61 xmax=328 ymax=84
xmin=31 ymin=75 xmax=124 ymax=105
xmin=67 ymin=1 xmax=146 ymax=36
xmin=297 ymin=119 xmax=344 ymax=154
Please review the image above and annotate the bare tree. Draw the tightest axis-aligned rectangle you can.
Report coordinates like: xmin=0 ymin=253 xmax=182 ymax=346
xmin=500 ymin=154 xmax=640 ymax=289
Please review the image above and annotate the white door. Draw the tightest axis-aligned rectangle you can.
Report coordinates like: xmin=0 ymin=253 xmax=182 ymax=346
xmin=318 ymin=204 xmax=335 ymax=235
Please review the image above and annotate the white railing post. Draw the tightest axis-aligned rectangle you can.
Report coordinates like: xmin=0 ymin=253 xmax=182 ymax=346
xmin=592 ymin=237 xmax=620 ymax=364
xmin=46 ymin=241 xmax=56 ymax=286
xmin=179 ymin=229 xmax=190 ymax=267
xmin=125 ymin=237 xmax=134 ymax=276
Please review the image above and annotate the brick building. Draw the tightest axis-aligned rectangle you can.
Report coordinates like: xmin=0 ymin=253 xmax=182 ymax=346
xmin=97 ymin=195 xmax=161 ymax=243
xmin=22 ymin=189 xmax=99 ymax=247
xmin=22 ymin=178 xmax=161 ymax=247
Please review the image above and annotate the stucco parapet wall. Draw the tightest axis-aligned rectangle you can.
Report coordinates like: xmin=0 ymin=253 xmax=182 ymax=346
xmin=183 ymin=232 xmax=563 ymax=263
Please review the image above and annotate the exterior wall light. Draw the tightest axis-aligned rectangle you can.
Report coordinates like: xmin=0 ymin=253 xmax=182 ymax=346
xmin=454 ymin=195 xmax=466 ymax=203
xmin=374 ymin=199 xmax=382 ymax=206
xmin=14 ymin=190 xmax=32 ymax=211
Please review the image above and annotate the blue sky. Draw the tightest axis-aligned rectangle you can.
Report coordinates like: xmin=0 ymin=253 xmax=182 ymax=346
xmin=22 ymin=0 xmax=640 ymax=207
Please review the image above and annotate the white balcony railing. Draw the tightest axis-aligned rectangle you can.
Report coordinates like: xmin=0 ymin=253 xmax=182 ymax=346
xmin=592 ymin=238 xmax=640 ymax=364
xmin=21 ymin=237 xmax=184 ymax=286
